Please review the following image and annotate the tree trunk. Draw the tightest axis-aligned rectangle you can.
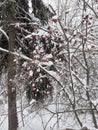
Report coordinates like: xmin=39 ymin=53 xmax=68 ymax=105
xmin=7 ymin=25 xmax=18 ymax=130
xmin=4 ymin=1 xmax=18 ymax=129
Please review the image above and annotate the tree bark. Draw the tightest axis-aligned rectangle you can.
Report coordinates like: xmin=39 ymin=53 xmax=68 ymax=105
xmin=7 ymin=25 xmax=18 ymax=130
xmin=4 ymin=1 xmax=18 ymax=130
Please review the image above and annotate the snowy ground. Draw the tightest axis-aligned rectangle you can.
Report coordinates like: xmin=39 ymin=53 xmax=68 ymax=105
xmin=0 ymin=100 xmax=98 ymax=130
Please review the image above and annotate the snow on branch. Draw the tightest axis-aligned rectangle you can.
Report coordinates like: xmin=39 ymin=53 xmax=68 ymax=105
xmin=0 ymin=28 xmax=9 ymax=41
xmin=0 ymin=47 xmax=62 ymax=87
xmin=0 ymin=47 xmax=86 ymax=102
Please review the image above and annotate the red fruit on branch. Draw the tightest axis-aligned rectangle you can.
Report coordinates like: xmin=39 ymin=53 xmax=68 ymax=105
xmin=79 ymin=34 xmax=83 ymax=39
xmin=52 ymin=18 xmax=57 ymax=23
xmin=75 ymin=71 xmax=78 ymax=75
xmin=52 ymin=16 xmax=58 ymax=23
xmin=92 ymin=53 xmax=96 ymax=55
xmin=27 ymin=37 xmax=33 ymax=40
xmin=15 ymin=23 xmax=20 ymax=30
xmin=91 ymin=45 xmax=95 ymax=48
xmin=88 ymin=22 xmax=91 ymax=25
xmin=43 ymin=60 xmax=49 ymax=62
xmin=47 ymin=26 xmax=51 ymax=30
xmin=73 ymin=34 xmax=76 ymax=38
xmin=64 ymin=27 xmax=68 ymax=32
xmin=32 ymin=86 xmax=36 ymax=91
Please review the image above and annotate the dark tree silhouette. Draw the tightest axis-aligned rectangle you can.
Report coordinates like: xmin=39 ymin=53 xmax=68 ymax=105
xmin=31 ymin=0 xmax=53 ymax=24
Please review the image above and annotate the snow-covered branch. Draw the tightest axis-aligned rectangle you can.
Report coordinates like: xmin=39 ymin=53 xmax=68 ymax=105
xmin=0 ymin=28 xmax=9 ymax=41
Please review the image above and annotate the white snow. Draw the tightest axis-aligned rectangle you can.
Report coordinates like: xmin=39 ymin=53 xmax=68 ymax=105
xmin=29 ymin=99 xmax=36 ymax=105
xmin=40 ymin=61 xmax=53 ymax=66
xmin=92 ymin=98 xmax=98 ymax=106
xmin=29 ymin=70 xmax=33 ymax=77
xmin=0 ymin=27 xmax=9 ymax=41
xmin=0 ymin=0 xmax=98 ymax=130
xmin=42 ymin=54 xmax=53 ymax=60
